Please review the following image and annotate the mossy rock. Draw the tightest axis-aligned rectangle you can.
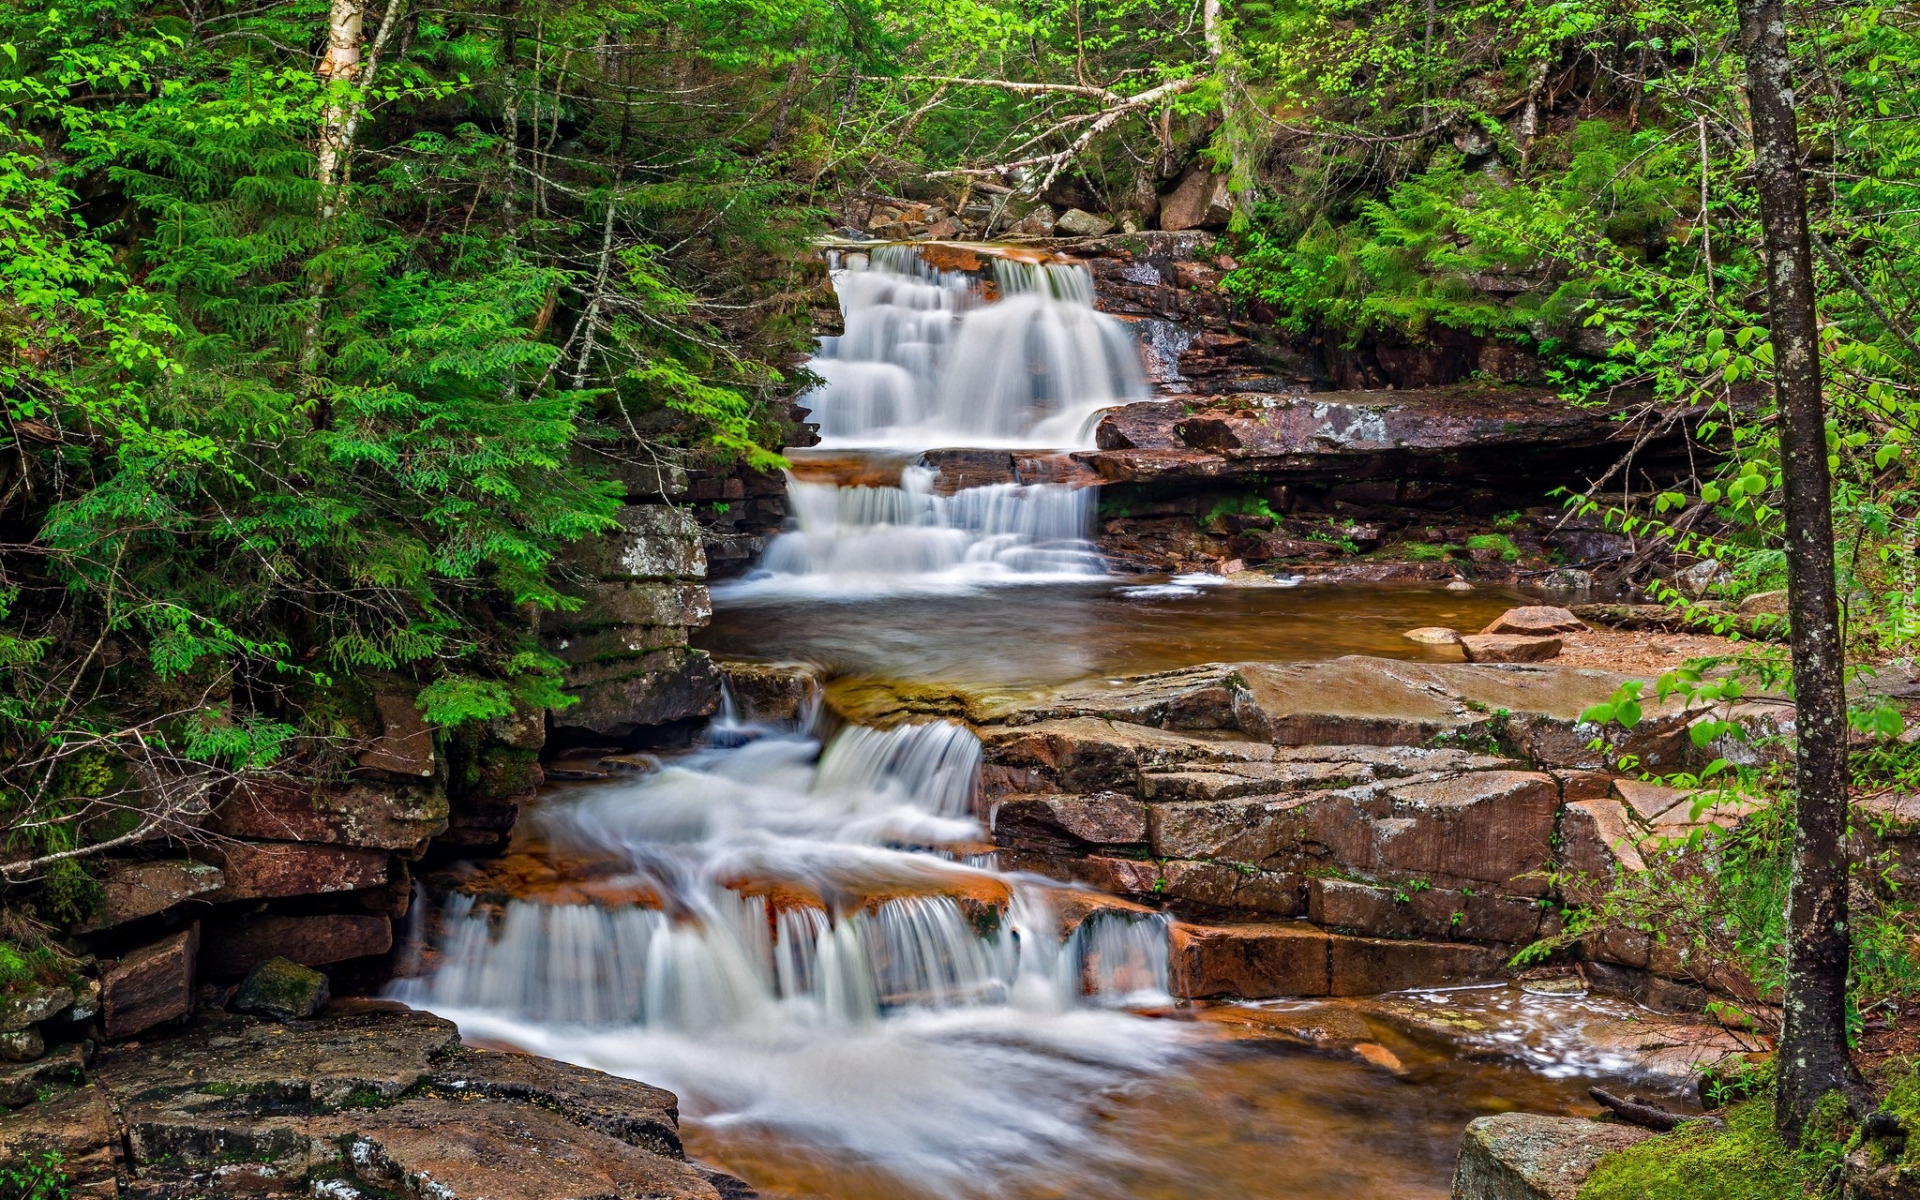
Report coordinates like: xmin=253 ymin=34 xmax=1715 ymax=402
xmin=232 ymin=957 xmax=331 ymax=1021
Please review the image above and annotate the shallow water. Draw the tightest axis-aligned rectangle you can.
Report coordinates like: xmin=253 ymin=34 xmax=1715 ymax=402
xmin=703 ymin=579 xmax=1524 ymax=687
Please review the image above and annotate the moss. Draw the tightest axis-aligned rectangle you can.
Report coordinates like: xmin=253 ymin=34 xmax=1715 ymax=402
xmin=1577 ymin=1096 xmax=1827 ymax=1200
xmin=1465 ymin=532 xmax=1522 ymax=562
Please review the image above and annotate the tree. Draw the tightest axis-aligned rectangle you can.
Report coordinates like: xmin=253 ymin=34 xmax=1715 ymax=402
xmin=1735 ymin=0 xmax=1869 ymax=1139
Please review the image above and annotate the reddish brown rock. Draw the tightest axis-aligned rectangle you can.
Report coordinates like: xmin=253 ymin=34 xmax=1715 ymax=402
xmin=101 ymin=926 xmax=198 ymax=1040
xmin=1481 ymin=605 xmax=1587 ymax=636
xmin=356 ymin=688 xmax=436 ymax=779
xmin=1459 ymin=633 xmax=1563 ymax=663
xmin=1169 ymin=921 xmax=1329 ymax=998
xmin=200 ymin=841 xmax=391 ymax=901
xmin=993 ymin=793 xmax=1148 ymax=845
xmin=0 ymin=1082 xmax=119 ymax=1196
xmin=1308 ymin=878 xmax=1544 ymax=945
xmin=1611 ymin=778 xmax=1692 ymax=822
xmin=1327 ymin=934 xmax=1508 ymax=995
xmin=201 ymin=914 xmax=392 ymax=977
xmin=73 ymin=859 xmax=224 ymax=933
xmin=1557 ymin=798 xmax=1649 ymax=905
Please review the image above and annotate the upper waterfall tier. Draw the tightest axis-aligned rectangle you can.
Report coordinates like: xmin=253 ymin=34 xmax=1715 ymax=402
xmin=807 ymin=245 xmax=1151 ymax=450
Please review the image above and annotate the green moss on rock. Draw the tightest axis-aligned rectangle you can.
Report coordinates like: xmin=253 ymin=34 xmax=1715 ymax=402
xmin=232 ymin=957 xmax=331 ymax=1021
xmin=1578 ymin=1098 xmax=1824 ymax=1200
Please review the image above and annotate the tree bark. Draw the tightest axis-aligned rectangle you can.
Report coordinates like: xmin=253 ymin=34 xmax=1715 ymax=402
xmin=1736 ymin=0 xmax=1866 ymax=1142
xmin=1203 ymin=0 xmax=1259 ymax=220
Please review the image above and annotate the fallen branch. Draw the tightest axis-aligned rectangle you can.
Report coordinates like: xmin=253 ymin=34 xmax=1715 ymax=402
xmin=1589 ymin=1087 xmax=1724 ymax=1132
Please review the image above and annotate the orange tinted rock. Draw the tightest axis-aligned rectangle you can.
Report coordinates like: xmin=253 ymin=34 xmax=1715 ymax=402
xmin=1168 ymin=921 xmax=1329 ymax=999
xmin=1327 ymin=935 xmax=1508 ymax=996
xmin=1480 ymin=606 xmax=1586 ymax=636
xmin=1459 ymin=634 xmax=1563 ymax=663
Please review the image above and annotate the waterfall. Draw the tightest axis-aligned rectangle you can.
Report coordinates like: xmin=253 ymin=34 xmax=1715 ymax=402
xmin=396 ymin=715 xmax=1186 ymax=1186
xmin=728 ymin=464 xmax=1102 ymax=593
xmin=808 ymin=247 xmax=1150 ymax=449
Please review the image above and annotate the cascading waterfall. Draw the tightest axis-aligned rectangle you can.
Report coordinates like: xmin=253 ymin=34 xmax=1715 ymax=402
xmin=398 ymin=716 xmax=1184 ymax=1189
xmin=730 ymin=464 xmax=1102 ymax=593
xmin=809 ymin=246 xmax=1150 ymax=449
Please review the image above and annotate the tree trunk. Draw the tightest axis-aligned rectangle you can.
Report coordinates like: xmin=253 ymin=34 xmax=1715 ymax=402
xmin=1736 ymin=0 xmax=1866 ymax=1142
xmin=1203 ymin=0 xmax=1259 ymax=220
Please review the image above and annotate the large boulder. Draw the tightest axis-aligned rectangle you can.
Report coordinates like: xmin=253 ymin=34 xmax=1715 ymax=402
xmin=198 ymin=841 xmax=390 ymax=902
xmin=1451 ymin=1113 xmax=1653 ymax=1200
xmin=1159 ymin=167 xmax=1232 ymax=231
xmin=232 ymin=958 xmax=331 ymax=1021
xmin=101 ymin=926 xmax=198 ymax=1040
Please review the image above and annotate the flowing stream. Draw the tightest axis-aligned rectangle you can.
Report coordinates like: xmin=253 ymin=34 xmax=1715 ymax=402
xmin=401 ymin=243 xmax=1660 ymax=1199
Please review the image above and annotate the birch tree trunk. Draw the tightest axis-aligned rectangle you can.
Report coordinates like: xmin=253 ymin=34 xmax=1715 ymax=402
xmin=1735 ymin=0 xmax=1867 ymax=1141
xmin=1204 ymin=0 xmax=1259 ymax=220
xmin=316 ymin=0 xmax=365 ymax=218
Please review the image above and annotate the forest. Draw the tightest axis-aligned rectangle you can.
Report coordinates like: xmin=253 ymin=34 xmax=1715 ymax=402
xmin=4 ymin=0 xmax=1920 ymax=1197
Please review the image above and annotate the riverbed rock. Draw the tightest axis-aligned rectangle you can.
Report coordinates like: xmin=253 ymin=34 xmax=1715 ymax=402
xmin=0 ymin=985 xmax=74 ymax=1032
xmin=1482 ymin=606 xmax=1586 ymax=636
xmin=1405 ymin=626 xmax=1463 ymax=645
xmin=1170 ymin=921 xmax=1330 ymax=998
xmin=233 ymin=957 xmax=331 ymax=1020
xmin=1056 ymin=207 xmax=1115 ymax=236
xmin=1459 ymin=634 xmax=1563 ymax=663
xmin=101 ymin=925 xmax=198 ymax=1040
xmin=715 ymin=659 xmax=823 ymax=722
xmin=425 ymin=1045 xmax=685 ymax=1157
xmin=1309 ymin=877 xmax=1546 ymax=945
xmin=1450 ymin=1113 xmax=1654 ymax=1200
xmin=993 ymin=792 xmax=1149 ymax=846
xmin=1329 ymin=935 xmax=1510 ymax=995
xmin=72 ymin=858 xmax=225 ymax=933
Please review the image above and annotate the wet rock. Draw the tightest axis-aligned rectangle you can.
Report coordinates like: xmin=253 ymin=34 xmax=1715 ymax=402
xmin=715 ymin=659 xmax=823 ymax=722
xmin=550 ymin=581 xmax=711 ymax=633
xmin=424 ymin=1046 xmax=684 ymax=1157
xmin=73 ymin=858 xmax=225 ymax=934
xmin=1481 ymin=606 xmax=1585 ymax=636
xmin=1170 ymin=921 xmax=1330 ymax=998
xmin=1459 ymin=634 xmax=1563 ymax=663
xmin=1450 ymin=1113 xmax=1653 ymax=1200
xmin=556 ymin=647 xmax=724 ymax=737
xmin=0 ymin=1044 xmax=86 ymax=1108
xmin=0 ymin=1080 xmax=118 ymax=1197
xmin=994 ymin=792 xmax=1149 ymax=846
xmin=233 ymin=957 xmax=331 ymax=1021
xmin=1138 ymin=757 xmax=1388 ymax=802
xmin=101 ymin=926 xmax=198 ymax=1040
xmin=200 ymin=841 xmax=391 ymax=901
xmin=1329 ymin=934 xmax=1511 ymax=995
xmin=212 ymin=780 xmax=447 ymax=852
xmin=357 ymin=688 xmax=436 ymax=780
xmin=201 ymin=913 xmax=392 ymax=978
xmin=1404 ymin=626 xmax=1463 ymax=645
xmin=0 ymin=985 xmax=74 ymax=1032
xmin=980 ymin=717 xmax=1272 ymax=793
xmin=1152 ymin=860 xmax=1310 ymax=916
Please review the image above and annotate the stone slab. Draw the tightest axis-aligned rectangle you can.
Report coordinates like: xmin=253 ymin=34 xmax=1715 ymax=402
xmin=73 ymin=859 xmax=225 ymax=934
xmin=101 ymin=925 xmax=198 ymax=1040
xmin=1450 ymin=1113 xmax=1653 ymax=1200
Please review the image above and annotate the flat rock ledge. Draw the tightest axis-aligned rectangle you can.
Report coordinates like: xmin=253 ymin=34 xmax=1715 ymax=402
xmin=1451 ymin=1113 xmax=1653 ymax=1200
xmin=0 ymin=1001 xmax=749 ymax=1200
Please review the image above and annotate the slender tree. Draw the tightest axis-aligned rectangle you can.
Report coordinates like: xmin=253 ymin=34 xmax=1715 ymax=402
xmin=1736 ymin=0 xmax=1868 ymax=1139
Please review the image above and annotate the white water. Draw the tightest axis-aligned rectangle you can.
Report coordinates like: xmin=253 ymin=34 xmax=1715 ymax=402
xmin=398 ymin=718 xmax=1184 ymax=1191
xmin=725 ymin=464 xmax=1102 ymax=596
xmin=807 ymin=246 xmax=1151 ymax=450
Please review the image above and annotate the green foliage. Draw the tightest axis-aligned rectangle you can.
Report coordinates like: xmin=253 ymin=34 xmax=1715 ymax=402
xmin=0 ymin=1151 xmax=70 ymax=1200
xmin=1464 ymin=533 xmax=1520 ymax=562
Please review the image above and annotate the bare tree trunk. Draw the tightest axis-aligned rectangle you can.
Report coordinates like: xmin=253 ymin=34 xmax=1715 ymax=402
xmin=1736 ymin=0 xmax=1867 ymax=1142
xmin=315 ymin=0 xmax=365 ymax=214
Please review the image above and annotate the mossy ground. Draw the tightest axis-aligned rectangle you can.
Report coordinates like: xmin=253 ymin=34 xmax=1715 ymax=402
xmin=1577 ymin=1097 xmax=1827 ymax=1200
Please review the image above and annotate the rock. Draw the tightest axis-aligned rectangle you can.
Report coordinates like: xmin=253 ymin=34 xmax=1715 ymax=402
xmin=425 ymin=1046 xmax=684 ymax=1157
xmin=1459 ymin=634 xmax=1564 ymax=663
xmin=1405 ymin=626 xmax=1463 ymax=645
xmin=0 ymin=1042 xmax=86 ymax=1107
xmin=1169 ymin=922 xmax=1330 ymax=998
xmin=567 ymin=504 xmax=707 ymax=580
xmin=1329 ymin=935 xmax=1510 ymax=995
xmin=1159 ymin=167 xmax=1232 ymax=231
xmin=1611 ymin=778 xmax=1692 ymax=822
xmin=72 ymin=858 xmax=225 ymax=933
xmin=201 ymin=914 xmax=392 ymax=978
xmin=1738 ymin=590 xmax=1789 ymax=616
xmin=101 ymin=926 xmax=198 ymax=1040
xmin=715 ymin=659 xmax=822 ymax=722
xmin=0 ymin=986 xmax=74 ymax=1032
xmin=1481 ymin=606 xmax=1585 ymax=636
xmin=554 ymin=647 xmax=724 ymax=737
xmin=356 ymin=686 xmax=436 ymax=779
xmin=211 ymin=781 xmax=447 ymax=852
xmin=0 ymin=1030 xmax=43 ymax=1064
xmin=233 ymin=957 xmax=331 ymax=1021
xmin=1448 ymin=579 xmax=1475 ymax=591
xmin=981 ymin=717 xmax=1272 ymax=793
xmin=993 ymin=793 xmax=1149 ymax=845
xmin=1537 ymin=568 xmax=1594 ymax=594
xmin=1005 ymin=203 xmax=1057 ymax=237
xmin=0 ymin=1080 xmax=118 ymax=1196
xmin=1450 ymin=1113 xmax=1653 ymax=1200
xmin=1675 ymin=558 xmax=1729 ymax=596
xmin=199 ymin=841 xmax=391 ymax=901
xmin=549 ymin=581 xmax=710 ymax=634
xmin=1055 ymin=207 xmax=1115 ymax=236
xmin=1309 ymin=877 xmax=1545 ymax=945
xmin=1557 ymin=798 xmax=1647 ymax=903
xmin=1148 ymin=860 xmax=1309 ymax=916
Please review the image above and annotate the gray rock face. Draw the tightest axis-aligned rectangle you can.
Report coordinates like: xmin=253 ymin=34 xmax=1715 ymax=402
xmin=1055 ymin=207 xmax=1116 ymax=236
xmin=1450 ymin=1113 xmax=1652 ymax=1199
